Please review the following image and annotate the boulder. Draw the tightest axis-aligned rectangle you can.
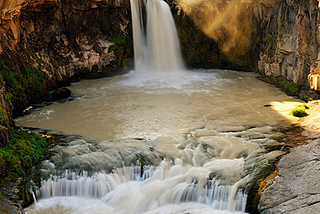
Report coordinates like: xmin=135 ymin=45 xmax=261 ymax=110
xmin=51 ymin=87 xmax=71 ymax=101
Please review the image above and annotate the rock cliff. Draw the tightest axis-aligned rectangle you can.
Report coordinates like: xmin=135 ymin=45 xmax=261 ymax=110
xmin=0 ymin=0 xmax=319 ymax=123
xmin=258 ymin=0 xmax=319 ymax=86
xmin=0 ymin=0 xmax=132 ymax=115
xmin=0 ymin=0 xmax=133 ymax=146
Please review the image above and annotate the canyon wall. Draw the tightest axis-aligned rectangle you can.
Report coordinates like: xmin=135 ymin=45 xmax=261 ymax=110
xmin=0 ymin=0 xmax=133 ymax=145
xmin=0 ymin=0 xmax=132 ymax=111
xmin=0 ymin=0 xmax=319 ymax=212
xmin=258 ymin=0 xmax=319 ymax=86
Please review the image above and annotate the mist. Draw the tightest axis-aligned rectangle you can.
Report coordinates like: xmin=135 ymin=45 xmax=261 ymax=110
xmin=178 ymin=0 xmax=260 ymax=55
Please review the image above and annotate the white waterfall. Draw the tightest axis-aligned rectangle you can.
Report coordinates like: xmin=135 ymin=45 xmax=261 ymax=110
xmin=35 ymin=161 xmax=247 ymax=213
xmin=130 ymin=0 xmax=184 ymax=72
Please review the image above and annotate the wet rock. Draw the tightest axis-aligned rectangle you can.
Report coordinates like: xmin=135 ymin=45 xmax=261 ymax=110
xmin=0 ymin=196 xmax=20 ymax=214
xmin=51 ymin=87 xmax=71 ymax=101
xmin=174 ymin=0 xmax=319 ymax=87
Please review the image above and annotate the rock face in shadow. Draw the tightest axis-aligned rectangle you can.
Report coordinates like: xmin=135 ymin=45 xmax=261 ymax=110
xmin=0 ymin=0 xmax=133 ymax=117
xmin=173 ymin=0 xmax=260 ymax=71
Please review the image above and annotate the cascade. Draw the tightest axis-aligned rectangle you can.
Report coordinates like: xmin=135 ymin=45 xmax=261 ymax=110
xmin=35 ymin=161 xmax=247 ymax=213
xmin=130 ymin=0 xmax=184 ymax=72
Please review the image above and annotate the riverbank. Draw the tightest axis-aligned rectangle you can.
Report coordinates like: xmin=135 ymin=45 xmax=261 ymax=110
xmin=258 ymin=100 xmax=320 ymax=213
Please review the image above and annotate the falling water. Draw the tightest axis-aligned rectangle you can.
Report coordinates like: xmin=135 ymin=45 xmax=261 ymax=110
xmin=35 ymin=161 xmax=247 ymax=213
xmin=130 ymin=0 xmax=184 ymax=72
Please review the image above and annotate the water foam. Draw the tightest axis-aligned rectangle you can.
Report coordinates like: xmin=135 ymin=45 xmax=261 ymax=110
xmin=31 ymin=159 xmax=247 ymax=214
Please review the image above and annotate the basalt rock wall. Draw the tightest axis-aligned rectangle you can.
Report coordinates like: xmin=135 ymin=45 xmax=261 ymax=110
xmin=0 ymin=0 xmax=132 ymax=123
xmin=258 ymin=0 xmax=319 ymax=86
xmin=0 ymin=0 xmax=133 ymax=146
xmin=174 ymin=0 xmax=260 ymax=71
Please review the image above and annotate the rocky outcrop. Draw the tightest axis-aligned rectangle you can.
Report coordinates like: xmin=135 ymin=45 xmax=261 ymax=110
xmin=259 ymin=139 xmax=320 ymax=213
xmin=257 ymin=0 xmax=319 ymax=86
xmin=0 ymin=0 xmax=318 ymax=118
xmin=0 ymin=0 xmax=133 ymax=117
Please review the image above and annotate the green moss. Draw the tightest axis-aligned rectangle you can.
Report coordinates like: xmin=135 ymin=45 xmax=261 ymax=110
xmin=0 ymin=129 xmax=47 ymax=187
xmin=261 ymin=33 xmax=277 ymax=57
xmin=180 ymin=21 xmax=187 ymax=27
xmin=266 ymin=58 xmax=275 ymax=64
xmin=256 ymin=35 xmax=261 ymax=43
xmin=290 ymin=107 xmax=308 ymax=117
xmin=0 ymin=108 xmax=8 ymax=122
xmin=0 ymin=208 xmax=10 ymax=214
xmin=25 ymin=66 xmax=46 ymax=92
xmin=280 ymin=80 xmax=299 ymax=95
xmin=299 ymin=95 xmax=312 ymax=102
xmin=0 ymin=60 xmax=26 ymax=106
xmin=280 ymin=17 xmax=285 ymax=28
xmin=108 ymin=35 xmax=126 ymax=45
xmin=108 ymin=44 xmax=119 ymax=53
xmin=260 ymin=19 xmax=267 ymax=29
xmin=108 ymin=35 xmax=126 ymax=52
xmin=0 ymin=60 xmax=47 ymax=111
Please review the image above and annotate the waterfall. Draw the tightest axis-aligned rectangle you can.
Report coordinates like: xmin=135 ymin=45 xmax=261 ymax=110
xmin=130 ymin=0 xmax=184 ymax=72
xmin=35 ymin=162 xmax=247 ymax=213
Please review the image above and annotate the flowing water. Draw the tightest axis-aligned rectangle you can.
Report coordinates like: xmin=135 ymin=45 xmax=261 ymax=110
xmin=18 ymin=69 xmax=296 ymax=214
xmin=18 ymin=0 xmax=298 ymax=213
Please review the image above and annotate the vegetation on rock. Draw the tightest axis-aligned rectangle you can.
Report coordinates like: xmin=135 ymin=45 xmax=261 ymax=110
xmin=0 ymin=129 xmax=47 ymax=189
xmin=108 ymin=34 xmax=127 ymax=53
xmin=0 ymin=60 xmax=47 ymax=114
xmin=280 ymin=81 xmax=299 ymax=95
xmin=0 ymin=108 xmax=9 ymax=124
xmin=290 ymin=107 xmax=308 ymax=117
